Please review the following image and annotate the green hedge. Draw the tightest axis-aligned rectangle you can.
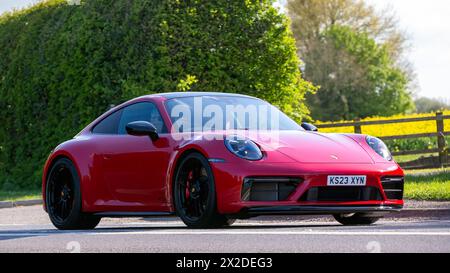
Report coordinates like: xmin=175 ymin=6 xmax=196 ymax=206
xmin=0 ymin=0 xmax=314 ymax=190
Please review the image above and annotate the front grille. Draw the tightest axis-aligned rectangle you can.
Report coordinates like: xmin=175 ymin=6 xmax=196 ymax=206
xmin=299 ymin=187 xmax=383 ymax=202
xmin=381 ymin=177 xmax=404 ymax=200
xmin=241 ymin=177 xmax=302 ymax=201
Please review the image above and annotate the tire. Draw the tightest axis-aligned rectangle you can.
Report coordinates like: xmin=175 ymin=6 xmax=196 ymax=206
xmin=46 ymin=158 xmax=101 ymax=230
xmin=333 ymin=213 xmax=381 ymax=226
xmin=173 ymin=152 xmax=234 ymax=228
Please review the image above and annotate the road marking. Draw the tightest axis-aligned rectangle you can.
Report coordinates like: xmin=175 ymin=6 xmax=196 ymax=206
xmin=1 ymin=230 xmax=450 ymax=237
xmin=85 ymin=230 xmax=450 ymax=236
xmin=1 ymin=219 xmax=450 ymax=228
xmin=1 ymin=220 xmax=450 ymax=237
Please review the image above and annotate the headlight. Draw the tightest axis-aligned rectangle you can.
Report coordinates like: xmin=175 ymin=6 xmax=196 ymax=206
xmin=224 ymin=136 xmax=263 ymax=161
xmin=366 ymin=136 xmax=393 ymax=161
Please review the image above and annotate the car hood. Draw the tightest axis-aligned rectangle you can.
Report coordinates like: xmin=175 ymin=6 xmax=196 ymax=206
xmin=242 ymin=131 xmax=374 ymax=164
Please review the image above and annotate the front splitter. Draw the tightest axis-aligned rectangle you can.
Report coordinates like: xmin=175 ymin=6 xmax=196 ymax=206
xmin=240 ymin=205 xmax=403 ymax=217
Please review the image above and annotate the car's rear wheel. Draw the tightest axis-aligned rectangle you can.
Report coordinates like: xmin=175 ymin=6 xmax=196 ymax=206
xmin=174 ymin=152 xmax=234 ymax=228
xmin=46 ymin=158 xmax=100 ymax=230
xmin=333 ymin=213 xmax=381 ymax=226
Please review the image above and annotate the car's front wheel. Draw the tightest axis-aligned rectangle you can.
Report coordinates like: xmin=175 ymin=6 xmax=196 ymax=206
xmin=173 ymin=152 xmax=234 ymax=228
xmin=46 ymin=158 xmax=101 ymax=230
xmin=333 ymin=213 xmax=381 ymax=226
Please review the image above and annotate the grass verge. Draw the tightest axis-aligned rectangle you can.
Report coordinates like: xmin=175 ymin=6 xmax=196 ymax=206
xmin=0 ymin=190 xmax=41 ymax=202
xmin=394 ymin=153 xmax=437 ymax=163
xmin=404 ymin=168 xmax=450 ymax=201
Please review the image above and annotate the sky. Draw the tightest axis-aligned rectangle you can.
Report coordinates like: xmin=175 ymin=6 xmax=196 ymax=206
xmin=1 ymin=0 xmax=450 ymax=101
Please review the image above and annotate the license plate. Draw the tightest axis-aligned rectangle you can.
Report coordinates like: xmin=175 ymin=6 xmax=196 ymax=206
xmin=327 ymin=175 xmax=367 ymax=186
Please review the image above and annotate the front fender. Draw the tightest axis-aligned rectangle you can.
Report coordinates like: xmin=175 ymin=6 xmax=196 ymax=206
xmin=41 ymin=139 xmax=95 ymax=213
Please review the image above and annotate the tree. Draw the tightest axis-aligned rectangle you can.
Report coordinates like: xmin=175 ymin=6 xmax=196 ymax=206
xmin=0 ymin=0 xmax=315 ymax=190
xmin=287 ymin=0 xmax=409 ymax=66
xmin=304 ymin=25 xmax=413 ymax=121
xmin=287 ymin=0 xmax=415 ymax=121
xmin=414 ymin=97 xmax=450 ymax=113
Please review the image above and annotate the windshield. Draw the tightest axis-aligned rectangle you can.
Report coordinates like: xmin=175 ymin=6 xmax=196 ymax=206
xmin=164 ymin=95 xmax=302 ymax=132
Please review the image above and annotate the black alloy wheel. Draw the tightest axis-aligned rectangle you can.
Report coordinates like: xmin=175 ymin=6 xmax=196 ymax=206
xmin=174 ymin=152 xmax=235 ymax=228
xmin=46 ymin=158 xmax=100 ymax=230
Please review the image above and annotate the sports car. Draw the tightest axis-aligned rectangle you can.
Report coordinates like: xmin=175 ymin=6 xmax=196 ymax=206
xmin=42 ymin=92 xmax=404 ymax=230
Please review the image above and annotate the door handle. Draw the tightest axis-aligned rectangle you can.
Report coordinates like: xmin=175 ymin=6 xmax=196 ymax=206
xmin=103 ymin=154 xmax=113 ymax=160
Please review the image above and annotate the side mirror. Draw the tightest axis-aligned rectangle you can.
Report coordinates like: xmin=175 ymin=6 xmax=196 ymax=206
xmin=301 ymin=122 xmax=318 ymax=132
xmin=126 ymin=121 xmax=159 ymax=141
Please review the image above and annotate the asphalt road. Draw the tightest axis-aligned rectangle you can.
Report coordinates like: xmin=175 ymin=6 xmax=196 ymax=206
xmin=1 ymin=205 xmax=450 ymax=253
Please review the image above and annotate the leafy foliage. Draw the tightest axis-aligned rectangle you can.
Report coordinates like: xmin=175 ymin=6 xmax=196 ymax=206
xmin=287 ymin=0 xmax=415 ymax=121
xmin=0 ymin=0 xmax=315 ymax=190
xmin=287 ymin=0 xmax=410 ymax=64
xmin=414 ymin=97 xmax=450 ymax=114
xmin=304 ymin=25 xmax=413 ymax=121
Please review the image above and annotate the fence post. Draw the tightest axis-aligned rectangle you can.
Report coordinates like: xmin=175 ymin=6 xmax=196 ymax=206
xmin=436 ymin=112 xmax=448 ymax=167
xmin=354 ymin=118 xmax=362 ymax=134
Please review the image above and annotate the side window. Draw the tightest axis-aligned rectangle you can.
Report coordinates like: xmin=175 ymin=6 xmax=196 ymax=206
xmin=118 ymin=102 xmax=167 ymax=135
xmin=92 ymin=109 xmax=123 ymax=134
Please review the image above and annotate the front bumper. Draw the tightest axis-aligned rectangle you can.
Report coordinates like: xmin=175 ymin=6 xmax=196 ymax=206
xmin=210 ymin=161 xmax=405 ymax=215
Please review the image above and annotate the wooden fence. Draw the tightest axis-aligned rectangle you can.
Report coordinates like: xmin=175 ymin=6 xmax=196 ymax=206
xmin=316 ymin=112 xmax=450 ymax=169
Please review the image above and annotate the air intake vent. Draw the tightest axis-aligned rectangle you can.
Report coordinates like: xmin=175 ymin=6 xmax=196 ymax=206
xmin=241 ymin=177 xmax=301 ymax=201
xmin=299 ymin=187 xmax=383 ymax=202
xmin=381 ymin=177 xmax=404 ymax=200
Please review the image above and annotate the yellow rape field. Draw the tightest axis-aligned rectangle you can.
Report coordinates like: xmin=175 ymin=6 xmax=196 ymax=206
xmin=316 ymin=111 xmax=450 ymax=138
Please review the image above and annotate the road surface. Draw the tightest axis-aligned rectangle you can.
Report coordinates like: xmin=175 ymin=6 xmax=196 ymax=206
xmin=0 ymin=205 xmax=449 ymax=253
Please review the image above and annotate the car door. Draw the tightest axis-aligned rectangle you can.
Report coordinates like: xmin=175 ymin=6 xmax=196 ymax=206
xmin=92 ymin=102 xmax=172 ymax=211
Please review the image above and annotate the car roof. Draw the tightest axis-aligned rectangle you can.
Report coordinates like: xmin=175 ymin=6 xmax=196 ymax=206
xmin=142 ymin=92 xmax=257 ymax=100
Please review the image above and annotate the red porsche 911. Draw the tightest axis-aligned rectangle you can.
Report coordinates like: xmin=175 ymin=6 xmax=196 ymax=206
xmin=42 ymin=92 xmax=404 ymax=230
